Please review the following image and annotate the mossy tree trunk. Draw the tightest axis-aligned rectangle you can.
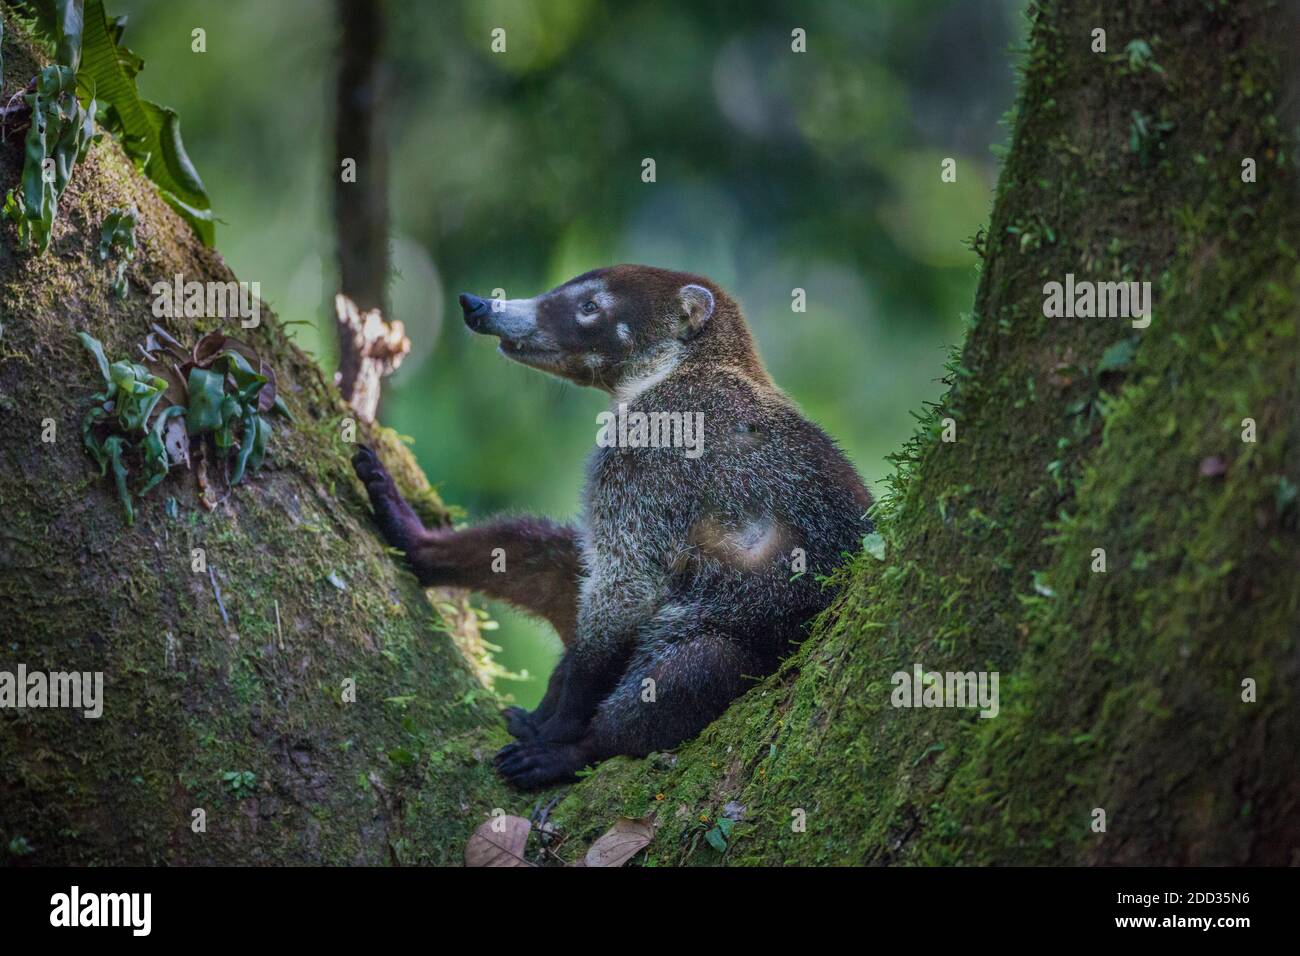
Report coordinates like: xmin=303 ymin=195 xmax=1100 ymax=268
xmin=2 ymin=0 xmax=1297 ymax=866
xmin=0 ymin=7 xmax=512 ymax=865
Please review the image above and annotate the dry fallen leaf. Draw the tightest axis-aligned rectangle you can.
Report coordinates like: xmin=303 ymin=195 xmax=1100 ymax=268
xmin=465 ymin=815 xmax=532 ymax=867
xmin=584 ymin=814 xmax=656 ymax=868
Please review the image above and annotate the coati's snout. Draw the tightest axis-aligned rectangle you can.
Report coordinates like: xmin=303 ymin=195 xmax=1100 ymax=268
xmin=457 ymin=293 xmax=491 ymax=330
xmin=459 ymin=289 xmax=564 ymax=371
xmin=461 ymin=265 xmax=752 ymax=393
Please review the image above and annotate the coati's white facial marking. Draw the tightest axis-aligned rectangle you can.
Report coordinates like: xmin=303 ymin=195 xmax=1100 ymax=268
xmin=615 ymin=343 xmax=682 ymax=402
xmin=566 ymin=280 xmax=614 ymax=326
xmin=616 ymin=323 xmax=631 ymax=342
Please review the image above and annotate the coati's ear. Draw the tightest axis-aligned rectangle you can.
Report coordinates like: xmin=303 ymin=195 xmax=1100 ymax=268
xmin=676 ymin=284 xmax=715 ymax=340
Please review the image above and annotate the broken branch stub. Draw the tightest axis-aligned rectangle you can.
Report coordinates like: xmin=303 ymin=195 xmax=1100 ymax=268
xmin=333 ymin=292 xmax=410 ymax=423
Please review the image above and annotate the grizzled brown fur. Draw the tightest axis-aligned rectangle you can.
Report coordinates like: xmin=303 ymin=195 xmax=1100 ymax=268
xmin=354 ymin=265 xmax=871 ymax=788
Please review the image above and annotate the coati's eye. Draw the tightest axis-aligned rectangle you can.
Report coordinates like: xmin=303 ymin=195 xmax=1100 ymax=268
xmin=580 ymin=301 xmax=599 ymax=315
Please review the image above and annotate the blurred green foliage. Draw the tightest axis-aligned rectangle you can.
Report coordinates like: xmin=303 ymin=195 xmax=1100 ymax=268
xmin=110 ymin=0 xmax=1021 ymax=705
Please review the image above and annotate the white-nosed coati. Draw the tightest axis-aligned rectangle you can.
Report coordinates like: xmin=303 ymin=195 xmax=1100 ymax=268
xmin=353 ymin=265 xmax=872 ymax=789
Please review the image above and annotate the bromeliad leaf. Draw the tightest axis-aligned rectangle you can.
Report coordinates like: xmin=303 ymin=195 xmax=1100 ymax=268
xmin=107 ymin=359 xmax=166 ymax=432
xmin=221 ymin=350 xmax=268 ymax=406
xmin=185 ymin=366 xmax=226 ymax=433
xmin=138 ymin=428 xmax=167 ymax=495
xmin=3 ymin=64 xmax=96 ymax=251
xmin=186 ymin=361 xmax=246 ymax=459
xmin=230 ymin=408 xmax=265 ymax=486
xmin=97 ymin=205 xmax=137 ymax=297
xmin=103 ymin=434 xmax=133 ymax=525
xmin=77 ymin=0 xmax=215 ymax=244
xmin=13 ymin=1 xmax=216 ymax=245
xmin=80 ymin=332 xmax=166 ymax=434
xmin=250 ymin=415 xmax=270 ymax=471
xmin=77 ymin=329 xmax=111 ymax=389
xmin=52 ymin=0 xmax=84 ymax=71
xmin=190 ymin=333 xmax=278 ymax=413
xmin=184 ymin=350 xmax=273 ymax=465
xmin=213 ymin=394 xmax=242 ymax=454
xmin=11 ymin=1 xmax=84 ymax=70
xmin=139 ymin=405 xmax=184 ymax=495
xmin=76 ymin=329 xmax=280 ymax=523
xmin=81 ymin=403 xmax=110 ymax=473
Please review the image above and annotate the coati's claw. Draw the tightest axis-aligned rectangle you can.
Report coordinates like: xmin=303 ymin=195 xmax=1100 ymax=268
xmin=494 ymin=741 xmax=585 ymax=790
xmin=351 ymin=445 xmax=388 ymax=488
xmin=503 ymin=706 xmax=540 ymax=742
xmin=494 ymin=741 xmax=524 ymax=763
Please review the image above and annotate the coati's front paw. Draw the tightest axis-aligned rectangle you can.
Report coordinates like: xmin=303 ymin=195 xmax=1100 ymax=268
xmin=352 ymin=445 xmax=394 ymax=496
xmin=352 ymin=446 xmax=422 ymax=551
xmin=503 ymin=706 xmax=540 ymax=742
xmin=493 ymin=741 xmax=589 ymax=790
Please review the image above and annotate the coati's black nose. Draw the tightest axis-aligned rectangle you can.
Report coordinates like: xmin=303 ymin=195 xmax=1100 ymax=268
xmin=459 ymin=293 xmax=491 ymax=331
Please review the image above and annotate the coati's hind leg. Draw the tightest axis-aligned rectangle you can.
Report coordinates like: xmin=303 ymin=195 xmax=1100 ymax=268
xmin=585 ymin=635 xmax=760 ymax=756
xmin=503 ymin=661 xmax=567 ymax=742
xmin=499 ymin=634 xmax=625 ymax=748
xmin=494 ymin=635 xmax=759 ymax=790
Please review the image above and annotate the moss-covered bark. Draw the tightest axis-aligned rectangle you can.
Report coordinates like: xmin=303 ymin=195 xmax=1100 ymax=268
xmin=0 ymin=8 xmax=514 ymax=865
xmin=3 ymin=0 xmax=1296 ymax=867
